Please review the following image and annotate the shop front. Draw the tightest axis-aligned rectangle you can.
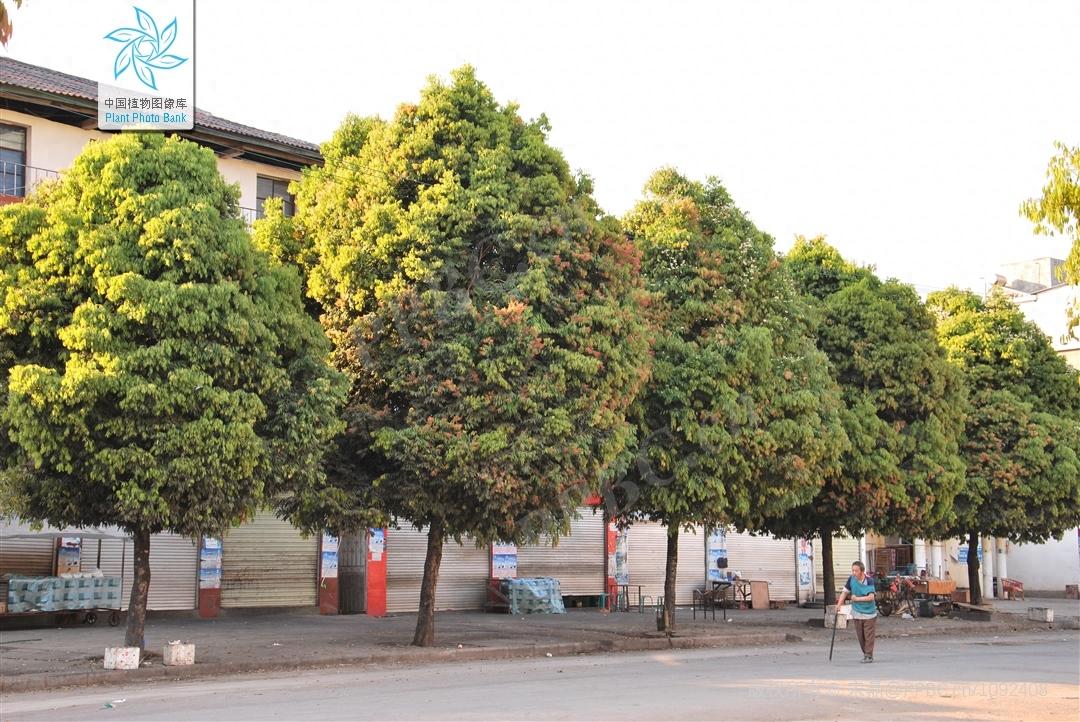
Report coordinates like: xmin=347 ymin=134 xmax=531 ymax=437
xmin=517 ymin=507 xmax=607 ymax=599
xmin=219 ymin=511 xmax=319 ymax=608
xmin=385 ymin=526 xmax=489 ymax=613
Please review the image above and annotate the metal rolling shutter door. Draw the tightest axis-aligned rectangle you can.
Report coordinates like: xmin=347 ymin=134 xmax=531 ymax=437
xmin=96 ymin=539 xmax=132 ymax=609
xmin=145 ymin=533 xmax=197 ymax=610
xmin=0 ymin=521 xmax=55 ymax=576
xmin=814 ymin=535 xmax=861 ymax=598
xmin=221 ymin=511 xmax=318 ymax=608
xmin=626 ymin=522 xmax=667 ymax=603
xmin=517 ymin=508 xmax=605 ymax=595
xmin=386 ymin=527 xmax=426 ymax=613
xmin=386 ymin=526 xmax=489 ymax=613
xmin=725 ymin=531 xmax=797 ymax=601
xmin=438 ymin=535 xmax=488 ymax=610
xmin=93 ymin=533 xmax=197 ymax=610
xmin=676 ymin=526 xmax=706 ymax=605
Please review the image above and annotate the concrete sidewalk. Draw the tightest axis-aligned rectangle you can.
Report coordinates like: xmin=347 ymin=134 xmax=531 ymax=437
xmin=987 ymin=596 xmax=1080 ymax=618
xmin=1 ymin=603 xmax=1072 ymax=693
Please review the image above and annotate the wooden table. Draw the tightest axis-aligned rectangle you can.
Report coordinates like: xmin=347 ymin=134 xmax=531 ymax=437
xmin=714 ymin=579 xmax=752 ymax=609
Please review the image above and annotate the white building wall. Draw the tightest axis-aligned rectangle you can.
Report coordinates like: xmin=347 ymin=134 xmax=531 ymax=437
xmin=1014 ymin=285 xmax=1080 ymax=356
xmin=3 ymin=109 xmax=107 ymax=173
xmin=4 ymin=109 xmax=301 ymax=211
xmin=1006 ymin=528 xmax=1080 ymax=595
xmin=217 ymin=157 xmax=300 ymax=212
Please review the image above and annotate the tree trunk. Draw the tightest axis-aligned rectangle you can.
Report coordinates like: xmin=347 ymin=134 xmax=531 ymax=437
xmin=412 ymin=520 xmax=445 ymax=647
xmin=821 ymin=530 xmax=836 ymax=606
xmin=660 ymin=524 xmax=679 ymax=635
xmin=967 ymin=531 xmax=982 ymax=605
xmin=124 ymin=526 xmax=151 ymax=649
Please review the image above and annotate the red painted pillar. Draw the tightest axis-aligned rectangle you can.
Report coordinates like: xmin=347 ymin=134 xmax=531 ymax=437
xmin=319 ymin=533 xmax=339 ymax=615
xmin=585 ymin=494 xmax=617 ymax=610
xmin=197 ymin=536 xmax=221 ymax=618
xmin=366 ymin=528 xmax=387 ymax=617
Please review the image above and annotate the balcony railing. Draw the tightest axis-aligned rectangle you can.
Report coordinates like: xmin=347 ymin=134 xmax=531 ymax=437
xmin=0 ymin=161 xmax=61 ymax=200
xmin=1 ymin=164 xmax=264 ymax=231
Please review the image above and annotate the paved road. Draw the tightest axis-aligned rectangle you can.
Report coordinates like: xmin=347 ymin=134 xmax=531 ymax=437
xmin=3 ymin=632 xmax=1077 ymax=721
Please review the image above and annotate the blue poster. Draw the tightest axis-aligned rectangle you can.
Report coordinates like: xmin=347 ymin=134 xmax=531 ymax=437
xmin=368 ymin=528 xmax=385 ymax=561
xmin=798 ymin=553 xmax=812 ymax=586
xmin=957 ymin=544 xmax=982 ymax=564
xmin=707 ymin=528 xmax=728 ymax=581
xmin=614 ymin=531 xmax=628 ymax=585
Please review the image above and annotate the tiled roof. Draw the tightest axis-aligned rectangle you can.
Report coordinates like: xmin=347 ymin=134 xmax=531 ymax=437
xmin=1 ymin=56 xmax=319 ymax=153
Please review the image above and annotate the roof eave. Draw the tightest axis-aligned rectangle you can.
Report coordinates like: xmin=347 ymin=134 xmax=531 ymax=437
xmin=1 ymin=84 xmax=321 ymax=171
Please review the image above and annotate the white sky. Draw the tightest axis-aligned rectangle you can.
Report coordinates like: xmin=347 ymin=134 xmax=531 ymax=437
xmin=5 ymin=0 xmax=1078 ymax=293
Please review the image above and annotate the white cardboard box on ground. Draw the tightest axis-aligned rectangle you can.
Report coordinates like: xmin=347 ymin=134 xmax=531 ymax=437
xmin=104 ymin=647 xmax=140 ymax=670
xmin=1027 ymin=607 xmax=1054 ymax=622
xmin=825 ymin=604 xmax=850 ymax=630
xmin=163 ymin=642 xmax=195 ymax=666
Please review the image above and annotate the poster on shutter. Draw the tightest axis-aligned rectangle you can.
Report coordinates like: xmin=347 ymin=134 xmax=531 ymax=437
xmin=614 ymin=530 xmax=628 ymax=585
xmin=707 ymin=528 xmax=728 ymax=581
xmin=368 ymin=528 xmax=385 ymax=562
xmin=492 ymin=542 xmax=517 ymax=579
xmin=57 ymin=536 xmax=82 ymax=574
xmin=321 ymin=533 xmax=339 ymax=578
xmin=798 ymin=538 xmax=813 ymax=587
xmin=199 ymin=537 xmax=222 ymax=589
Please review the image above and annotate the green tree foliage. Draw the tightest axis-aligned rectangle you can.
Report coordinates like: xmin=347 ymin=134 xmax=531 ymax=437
xmin=0 ymin=134 xmax=346 ymax=649
xmin=614 ymin=171 xmax=846 ymax=631
xmin=765 ymin=237 xmax=967 ymax=603
xmin=1021 ymin=142 xmax=1080 ymax=335
xmin=927 ymin=288 xmax=1080 ymax=603
xmin=276 ymin=67 xmax=651 ymax=646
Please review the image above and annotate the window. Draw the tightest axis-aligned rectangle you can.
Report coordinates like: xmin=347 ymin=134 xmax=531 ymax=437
xmin=0 ymin=124 xmax=27 ymax=197
xmin=256 ymin=175 xmax=295 ymax=219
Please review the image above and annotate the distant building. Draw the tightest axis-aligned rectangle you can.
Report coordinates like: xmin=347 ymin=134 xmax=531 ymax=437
xmin=0 ymin=56 xmax=317 ymax=221
xmin=993 ymin=256 xmax=1080 ymax=369
xmin=996 ymin=256 xmax=1066 ymax=294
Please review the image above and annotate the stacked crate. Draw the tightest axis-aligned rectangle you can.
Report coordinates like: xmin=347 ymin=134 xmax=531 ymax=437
xmin=4 ymin=575 xmax=122 ymax=613
xmin=504 ymin=577 xmax=565 ymax=615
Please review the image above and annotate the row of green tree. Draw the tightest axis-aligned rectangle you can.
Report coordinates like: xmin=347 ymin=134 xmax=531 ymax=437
xmin=2 ymin=68 xmax=1078 ymax=649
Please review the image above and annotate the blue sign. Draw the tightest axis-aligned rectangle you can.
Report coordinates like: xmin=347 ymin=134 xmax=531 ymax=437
xmin=957 ymin=544 xmax=982 ymax=564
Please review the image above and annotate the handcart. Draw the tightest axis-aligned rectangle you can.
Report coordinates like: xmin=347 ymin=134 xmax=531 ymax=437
xmin=1 ymin=526 xmax=129 ymax=628
xmin=875 ymin=574 xmax=955 ymax=617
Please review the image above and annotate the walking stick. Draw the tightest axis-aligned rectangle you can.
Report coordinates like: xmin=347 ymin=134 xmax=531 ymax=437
xmin=828 ymin=604 xmax=840 ymax=661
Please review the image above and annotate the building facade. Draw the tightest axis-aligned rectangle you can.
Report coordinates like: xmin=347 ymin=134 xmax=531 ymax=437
xmin=1 ymin=57 xmax=316 ymax=217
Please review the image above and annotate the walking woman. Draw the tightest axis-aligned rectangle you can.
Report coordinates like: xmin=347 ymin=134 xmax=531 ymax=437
xmin=836 ymin=560 xmax=877 ymax=663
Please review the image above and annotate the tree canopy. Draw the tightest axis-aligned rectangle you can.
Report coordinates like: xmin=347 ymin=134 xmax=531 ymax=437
xmin=614 ymin=170 xmax=846 ymax=629
xmin=1021 ymin=142 xmax=1080 ymax=334
xmin=272 ymin=67 xmax=651 ymax=644
xmin=927 ymin=288 xmax=1080 ymax=601
xmin=0 ymin=133 xmax=346 ymax=647
xmin=763 ymin=237 xmax=967 ymax=601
